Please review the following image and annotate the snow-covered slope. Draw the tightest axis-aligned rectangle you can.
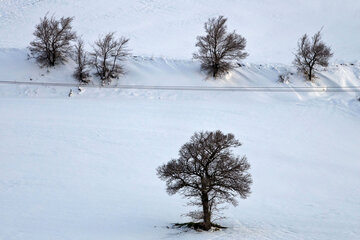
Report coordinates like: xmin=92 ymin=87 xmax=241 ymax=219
xmin=1 ymin=0 xmax=360 ymax=63
xmin=0 ymin=48 xmax=360 ymax=113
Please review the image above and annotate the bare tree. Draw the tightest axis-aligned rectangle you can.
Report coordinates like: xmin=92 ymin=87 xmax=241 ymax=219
xmin=29 ymin=15 xmax=76 ymax=67
xmin=73 ymin=38 xmax=90 ymax=83
xmin=193 ymin=16 xmax=248 ymax=78
xmin=91 ymin=33 xmax=130 ymax=84
xmin=294 ymin=30 xmax=333 ymax=81
xmin=157 ymin=130 xmax=252 ymax=231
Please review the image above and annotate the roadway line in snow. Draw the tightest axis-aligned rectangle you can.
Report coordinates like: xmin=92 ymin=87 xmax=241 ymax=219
xmin=0 ymin=80 xmax=360 ymax=92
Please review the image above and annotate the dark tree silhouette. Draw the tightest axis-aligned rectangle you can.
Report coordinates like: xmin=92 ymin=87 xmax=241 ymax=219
xmin=91 ymin=32 xmax=130 ymax=85
xmin=294 ymin=30 xmax=333 ymax=81
xmin=193 ymin=16 xmax=248 ymax=78
xmin=29 ymin=15 xmax=76 ymax=67
xmin=157 ymin=130 xmax=252 ymax=231
xmin=73 ymin=38 xmax=90 ymax=83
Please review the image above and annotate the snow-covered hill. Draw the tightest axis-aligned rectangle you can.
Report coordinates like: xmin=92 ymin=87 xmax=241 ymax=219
xmin=1 ymin=48 xmax=360 ymax=102
xmin=1 ymin=0 xmax=360 ymax=63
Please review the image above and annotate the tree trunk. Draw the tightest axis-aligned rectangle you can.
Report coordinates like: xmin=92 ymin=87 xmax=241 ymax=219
xmin=308 ymin=66 xmax=312 ymax=81
xmin=46 ymin=51 xmax=54 ymax=67
xmin=213 ymin=63 xmax=219 ymax=78
xmin=51 ymin=43 xmax=56 ymax=66
xmin=201 ymin=193 xmax=211 ymax=230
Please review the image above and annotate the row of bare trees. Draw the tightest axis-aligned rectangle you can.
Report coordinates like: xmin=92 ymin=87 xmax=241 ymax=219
xmin=29 ymin=15 xmax=333 ymax=84
xmin=193 ymin=16 xmax=333 ymax=81
xmin=29 ymin=15 xmax=130 ymax=85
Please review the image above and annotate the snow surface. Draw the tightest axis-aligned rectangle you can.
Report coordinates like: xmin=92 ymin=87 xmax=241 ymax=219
xmin=0 ymin=49 xmax=359 ymax=239
xmin=1 ymin=91 xmax=360 ymax=240
xmin=1 ymin=0 xmax=360 ymax=63
xmin=1 ymin=1 xmax=360 ymax=240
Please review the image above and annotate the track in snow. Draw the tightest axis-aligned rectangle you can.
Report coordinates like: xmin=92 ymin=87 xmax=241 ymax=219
xmin=1 ymin=80 xmax=360 ymax=92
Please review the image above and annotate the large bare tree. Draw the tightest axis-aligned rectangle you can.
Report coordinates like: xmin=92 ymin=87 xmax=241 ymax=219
xmin=294 ymin=30 xmax=333 ymax=81
xmin=157 ymin=130 xmax=252 ymax=231
xmin=29 ymin=15 xmax=76 ymax=67
xmin=91 ymin=32 xmax=130 ymax=84
xmin=193 ymin=16 xmax=248 ymax=78
xmin=72 ymin=38 xmax=90 ymax=83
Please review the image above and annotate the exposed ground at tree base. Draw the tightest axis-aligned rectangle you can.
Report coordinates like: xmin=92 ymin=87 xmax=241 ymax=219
xmin=173 ymin=222 xmax=227 ymax=231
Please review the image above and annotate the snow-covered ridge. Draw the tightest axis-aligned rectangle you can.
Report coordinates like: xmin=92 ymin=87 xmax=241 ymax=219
xmin=1 ymin=0 xmax=360 ymax=63
xmin=0 ymin=48 xmax=359 ymax=102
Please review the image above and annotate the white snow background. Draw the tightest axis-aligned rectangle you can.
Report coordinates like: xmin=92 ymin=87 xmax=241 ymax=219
xmin=0 ymin=1 xmax=359 ymax=240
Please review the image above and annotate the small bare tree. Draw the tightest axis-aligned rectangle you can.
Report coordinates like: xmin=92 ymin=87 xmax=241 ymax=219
xmin=29 ymin=15 xmax=76 ymax=67
xmin=157 ymin=130 xmax=252 ymax=231
xmin=294 ymin=30 xmax=333 ymax=81
xmin=91 ymin=33 xmax=130 ymax=84
xmin=193 ymin=16 xmax=248 ymax=78
xmin=73 ymin=38 xmax=90 ymax=83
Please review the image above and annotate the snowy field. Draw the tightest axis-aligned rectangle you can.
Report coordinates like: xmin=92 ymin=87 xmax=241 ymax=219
xmin=0 ymin=57 xmax=359 ymax=239
xmin=1 ymin=0 xmax=360 ymax=63
xmin=1 ymin=91 xmax=360 ymax=240
xmin=1 ymin=0 xmax=360 ymax=240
